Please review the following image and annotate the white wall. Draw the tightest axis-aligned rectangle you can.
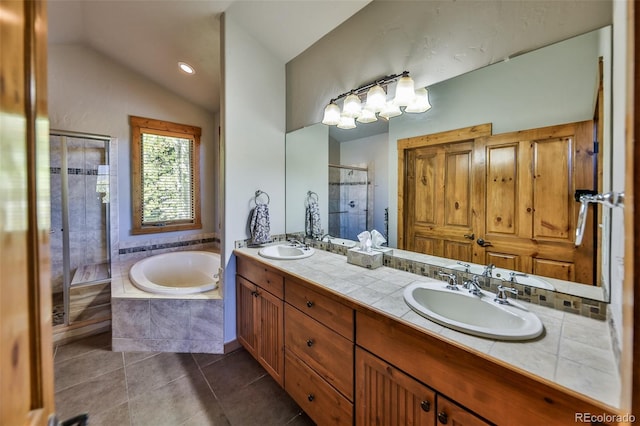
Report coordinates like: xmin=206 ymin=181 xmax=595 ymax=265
xmin=222 ymin=13 xmax=286 ymax=343
xmin=340 ymin=133 xmax=389 ymax=235
xmin=609 ymin=0 xmax=627 ymax=368
xmin=48 ymin=45 xmax=219 ymax=249
xmin=285 ymin=124 xmax=329 ymax=235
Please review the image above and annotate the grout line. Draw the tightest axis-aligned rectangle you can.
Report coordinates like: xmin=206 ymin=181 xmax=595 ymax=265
xmin=121 ymin=352 xmax=134 ymax=426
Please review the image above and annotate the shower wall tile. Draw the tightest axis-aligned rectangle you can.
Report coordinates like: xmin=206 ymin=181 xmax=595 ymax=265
xmin=112 ymin=299 xmax=150 ymax=338
xmin=150 ymin=300 xmax=190 ymax=340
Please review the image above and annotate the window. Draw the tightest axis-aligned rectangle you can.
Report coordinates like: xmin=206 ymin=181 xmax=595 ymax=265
xmin=130 ymin=116 xmax=201 ymax=234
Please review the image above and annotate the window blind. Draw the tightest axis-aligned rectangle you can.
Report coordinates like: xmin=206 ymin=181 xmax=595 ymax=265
xmin=140 ymin=133 xmax=194 ymax=225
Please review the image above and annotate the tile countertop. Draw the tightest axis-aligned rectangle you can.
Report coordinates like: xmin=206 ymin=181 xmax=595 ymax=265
xmin=234 ymin=246 xmax=621 ymax=409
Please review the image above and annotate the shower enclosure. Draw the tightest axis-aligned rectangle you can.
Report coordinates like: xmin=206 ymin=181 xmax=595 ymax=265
xmin=328 ymin=165 xmax=370 ymax=241
xmin=50 ymin=131 xmax=111 ymax=327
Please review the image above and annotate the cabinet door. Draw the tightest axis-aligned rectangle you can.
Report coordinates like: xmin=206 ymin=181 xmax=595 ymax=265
xmin=436 ymin=396 xmax=491 ymax=426
xmin=257 ymin=287 xmax=284 ymax=387
xmin=236 ymin=276 xmax=258 ymax=357
xmin=355 ymin=347 xmax=435 ymax=426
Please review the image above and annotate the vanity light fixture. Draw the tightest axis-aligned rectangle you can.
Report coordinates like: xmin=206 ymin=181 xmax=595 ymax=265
xmin=321 ymin=71 xmax=431 ymax=128
xmin=178 ymin=61 xmax=195 ymax=75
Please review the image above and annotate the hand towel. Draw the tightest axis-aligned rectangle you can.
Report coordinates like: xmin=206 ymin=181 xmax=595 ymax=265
xmin=305 ymin=199 xmax=322 ymax=239
xmin=250 ymin=203 xmax=271 ymax=245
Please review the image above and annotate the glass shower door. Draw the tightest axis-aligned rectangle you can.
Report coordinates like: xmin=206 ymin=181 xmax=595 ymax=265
xmin=50 ymin=132 xmax=111 ymax=327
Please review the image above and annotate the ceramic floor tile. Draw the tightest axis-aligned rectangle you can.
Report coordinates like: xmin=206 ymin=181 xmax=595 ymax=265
xmin=218 ymin=375 xmax=303 ymax=426
xmin=200 ymin=349 xmax=268 ymax=397
xmin=86 ymin=401 xmax=130 ymax=426
xmin=55 ymin=368 xmax=128 ymax=421
xmin=191 ymin=352 xmax=228 ymax=369
xmin=54 ymin=332 xmax=112 ymax=363
xmin=124 ymin=350 xmax=160 ymax=366
xmin=178 ymin=403 xmax=231 ymax=426
xmin=54 ymin=348 xmax=124 ymax=392
xmin=125 ymin=352 xmax=200 ymax=399
xmin=128 ymin=373 xmax=217 ymax=426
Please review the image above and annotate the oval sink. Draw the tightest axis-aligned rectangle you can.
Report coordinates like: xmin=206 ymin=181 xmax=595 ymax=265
xmin=403 ymin=281 xmax=543 ymax=341
xmin=258 ymin=244 xmax=315 ymax=260
xmin=322 ymin=236 xmax=357 ymax=248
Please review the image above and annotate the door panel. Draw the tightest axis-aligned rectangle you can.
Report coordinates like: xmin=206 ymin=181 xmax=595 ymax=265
xmin=1 ymin=0 xmax=55 ymax=424
xmin=401 ymin=121 xmax=596 ymax=285
xmin=485 ymin=144 xmax=518 ymax=235
xmin=533 ymin=137 xmax=572 ymax=240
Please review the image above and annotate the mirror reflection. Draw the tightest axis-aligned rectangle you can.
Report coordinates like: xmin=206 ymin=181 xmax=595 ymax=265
xmin=285 ymin=26 xmax=611 ymax=301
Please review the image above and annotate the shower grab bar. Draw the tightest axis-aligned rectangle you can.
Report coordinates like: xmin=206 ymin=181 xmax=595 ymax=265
xmin=574 ymin=190 xmax=624 ymax=247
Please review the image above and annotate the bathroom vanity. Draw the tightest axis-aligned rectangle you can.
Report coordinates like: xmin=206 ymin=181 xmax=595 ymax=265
xmin=235 ymin=248 xmax=620 ymax=425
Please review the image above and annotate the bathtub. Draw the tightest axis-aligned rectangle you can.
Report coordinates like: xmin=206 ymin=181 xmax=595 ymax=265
xmin=129 ymin=251 xmax=220 ymax=295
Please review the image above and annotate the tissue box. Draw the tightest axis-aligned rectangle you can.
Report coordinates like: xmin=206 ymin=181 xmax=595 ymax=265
xmin=347 ymin=247 xmax=383 ymax=269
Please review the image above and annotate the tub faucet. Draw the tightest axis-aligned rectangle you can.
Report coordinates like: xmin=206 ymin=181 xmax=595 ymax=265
xmin=437 ymin=271 xmax=459 ymax=290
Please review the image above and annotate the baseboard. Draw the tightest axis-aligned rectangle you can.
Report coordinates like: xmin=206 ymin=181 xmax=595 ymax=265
xmin=224 ymin=339 xmax=242 ymax=354
xmin=53 ymin=319 xmax=111 ymax=345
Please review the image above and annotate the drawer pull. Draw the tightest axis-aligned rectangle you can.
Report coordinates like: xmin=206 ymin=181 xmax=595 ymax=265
xmin=307 ymin=394 xmax=315 ymax=402
xmin=306 ymin=339 xmax=314 ymax=347
xmin=420 ymin=400 xmax=431 ymax=412
xmin=250 ymin=290 xmax=260 ymax=298
xmin=437 ymin=412 xmax=448 ymax=424
xmin=306 ymin=300 xmax=314 ymax=308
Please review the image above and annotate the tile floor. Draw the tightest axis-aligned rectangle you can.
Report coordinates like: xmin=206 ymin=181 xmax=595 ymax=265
xmin=53 ymin=332 xmax=315 ymax=426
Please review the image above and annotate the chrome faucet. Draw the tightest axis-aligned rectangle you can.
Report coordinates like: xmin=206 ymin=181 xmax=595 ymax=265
xmin=482 ymin=263 xmax=495 ymax=277
xmin=437 ymin=271 xmax=459 ymax=290
xmin=319 ymin=233 xmax=333 ymax=242
xmin=494 ymin=285 xmax=518 ymax=304
xmin=456 ymin=261 xmax=471 ymax=273
xmin=463 ymin=275 xmax=482 ymax=296
xmin=508 ymin=271 xmax=528 ymax=283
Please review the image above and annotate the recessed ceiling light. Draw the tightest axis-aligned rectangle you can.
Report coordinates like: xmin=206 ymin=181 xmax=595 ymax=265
xmin=178 ymin=61 xmax=195 ymax=75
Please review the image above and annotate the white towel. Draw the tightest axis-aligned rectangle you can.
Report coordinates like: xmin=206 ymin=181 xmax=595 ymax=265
xmin=250 ymin=203 xmax=271 ymax=245
xmin=305 ymin=199 xmax=322 ymax=239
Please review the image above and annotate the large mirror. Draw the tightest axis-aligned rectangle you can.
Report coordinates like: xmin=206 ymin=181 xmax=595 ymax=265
xmin=286 ymin=26 xmax=612 ymax=302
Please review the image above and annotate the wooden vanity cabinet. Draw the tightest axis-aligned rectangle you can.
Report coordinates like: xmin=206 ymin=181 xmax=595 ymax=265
xmin=236 ymin=256 xmax=284 ymax=386
xmin=355 ymin=347 xmax=489 ymax=426
xmin=284 ymin=276 xmax=355 ymax=425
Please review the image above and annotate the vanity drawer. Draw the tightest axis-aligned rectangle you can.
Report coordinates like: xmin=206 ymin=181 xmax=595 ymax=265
xmin=285 ymin=277 xmax=354 ymax=340
xmin=285 ymin=304 xmax=354 ymax=400
xmin=237 ymin=256 xmax=283 ymax=298
xmin=285 ymin=350 xmax=353 ymax=426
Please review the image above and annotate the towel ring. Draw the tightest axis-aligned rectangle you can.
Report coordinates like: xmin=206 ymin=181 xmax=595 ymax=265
xmin=254 ymin=190 xmax=270 ymax=205
xmin=307 ymin=191 xmax=319 ymax=202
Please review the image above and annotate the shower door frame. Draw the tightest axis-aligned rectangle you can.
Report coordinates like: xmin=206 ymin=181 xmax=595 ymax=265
xmin=50 ymin=129 xmax=112 ymax=327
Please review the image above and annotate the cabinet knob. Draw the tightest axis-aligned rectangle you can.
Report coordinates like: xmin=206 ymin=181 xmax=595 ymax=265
xmin=307 ymin=394 xmax=315 ymax=402
xmin=437 ymin=412 xmax=448 ymax=424
xmin=251 ymin=291 xmax=259 ymax=298
xmin=306 ymin=300 xmax=314 ymax=308
xmin=306 ymin=339 xmax=314 ymax=347
xmin=420 ymin=400 xmax=431 ymax=412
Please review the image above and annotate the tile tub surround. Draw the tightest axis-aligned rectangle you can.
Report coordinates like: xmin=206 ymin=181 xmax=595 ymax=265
xmin=234 ymin=246 xmax=621 ymax=409
xmin=110 ymin=254 xmax=224 ymax=353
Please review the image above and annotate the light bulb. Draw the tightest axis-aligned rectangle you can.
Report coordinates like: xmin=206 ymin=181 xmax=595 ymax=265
xmin=364 ymin=84 xmax=386 ymax=113
xmin=321 ymin=102 xmax=341 ymax=125
xmin=356 ymin=108 xmax=378 ymax=124
xmin=337 ymin=115 xmax=357 ymax=129
xmin=342 ymin=93 xmax=362 ymax=118
xmin=405 ymin=87 xmax=432 ymax=113
xmin=393 ymin=75 xmax=416 ymax=106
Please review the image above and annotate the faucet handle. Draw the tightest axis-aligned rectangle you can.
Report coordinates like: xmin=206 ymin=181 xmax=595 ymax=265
xmin=456 ymin=261 xmax=471 ymax=272
xmin=437 ymin=271 xmax=458 ymax=290
xmin=494 ymin=285 xmax=518 ymax=304
xmin=508 ymin=271 xmax=528 ymax=282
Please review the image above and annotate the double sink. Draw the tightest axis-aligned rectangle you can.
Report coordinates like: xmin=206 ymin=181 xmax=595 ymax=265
xmin=257 ymin=243 xmax=544 ymax=341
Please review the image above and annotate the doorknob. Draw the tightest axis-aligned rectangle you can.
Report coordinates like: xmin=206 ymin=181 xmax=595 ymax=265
xmin=463 ymin=233 xmax=475 ymax=240
xmin=477 ymin=238 xmax=493 ymax=247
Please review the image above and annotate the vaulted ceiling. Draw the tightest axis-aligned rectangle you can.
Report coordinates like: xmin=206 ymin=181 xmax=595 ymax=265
xmin=47 ymin=0 xmax=370 ymax=113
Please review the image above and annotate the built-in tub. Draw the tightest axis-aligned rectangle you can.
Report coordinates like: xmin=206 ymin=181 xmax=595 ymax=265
xmin=129 ymin=251 xmax=220 ymax=295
